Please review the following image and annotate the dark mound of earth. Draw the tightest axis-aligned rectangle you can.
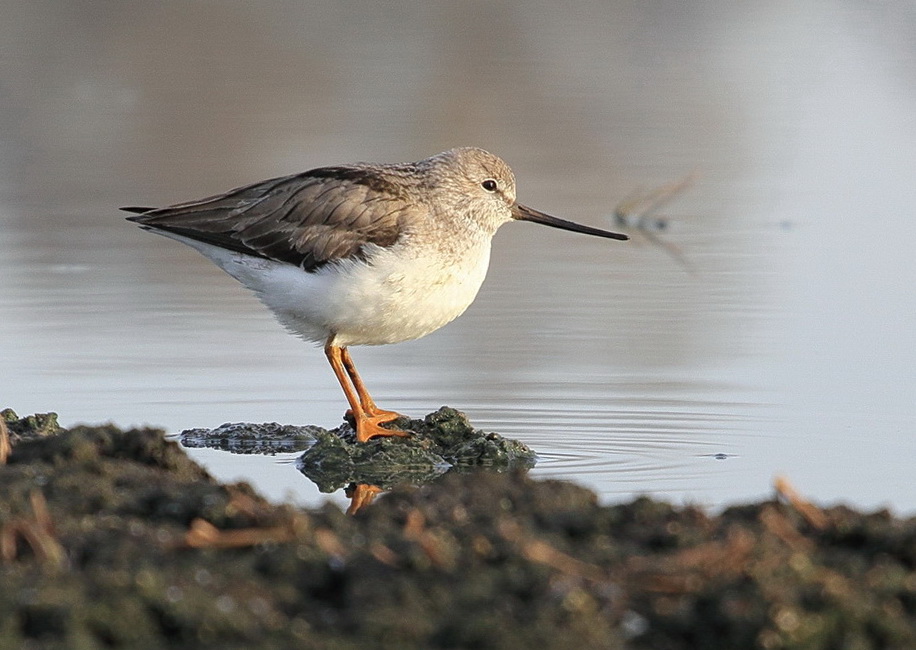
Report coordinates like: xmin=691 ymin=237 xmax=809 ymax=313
xmin=1 ymin=409 xmax=914 ymax=649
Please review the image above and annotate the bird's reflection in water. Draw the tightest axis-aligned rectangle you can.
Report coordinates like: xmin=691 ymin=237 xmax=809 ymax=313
xmin=345 ymin=483 xmax=385 ymax=515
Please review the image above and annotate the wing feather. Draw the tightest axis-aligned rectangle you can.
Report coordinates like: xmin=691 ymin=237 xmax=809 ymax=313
xmin=123 ymin=166 xmax=416 ymax=271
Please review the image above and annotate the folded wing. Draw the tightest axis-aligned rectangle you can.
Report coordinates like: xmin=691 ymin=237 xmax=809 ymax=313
xmin=123 ymin=166 xmax=415 ymax=272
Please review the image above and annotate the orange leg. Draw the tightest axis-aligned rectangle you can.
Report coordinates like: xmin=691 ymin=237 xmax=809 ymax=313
xmin=324 ymin=341 xmax=409 ymax=443
xmin=340 ymin=347 xmax=404 ymax=420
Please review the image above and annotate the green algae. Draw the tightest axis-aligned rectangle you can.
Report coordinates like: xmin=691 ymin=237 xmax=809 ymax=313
xmin=177 ymin=406 xmax=537 ymax=493
xmin=181 ymin=421 xmax=323 ymax=454
xmin=2 ymin=408 xmax=62 ymax=441
xmin=298 ymin=407 xmax=537 ymax=492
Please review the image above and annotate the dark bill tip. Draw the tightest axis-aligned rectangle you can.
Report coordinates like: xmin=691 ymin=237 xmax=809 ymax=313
xmin=120 ymin=206 xmax=154 ymax=215
xmin=512 ymin=203 xmax=629 ymax=241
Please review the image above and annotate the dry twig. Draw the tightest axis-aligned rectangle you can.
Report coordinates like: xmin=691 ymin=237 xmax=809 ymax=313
xmin=0 ymin=490 xmax=67 ymax=569
xmin=774 ymin=476 xmax=829 ymax=530
xmin=184 ymin=517 xmax=303 ymax=549
xmin=0 ymin=417 xmax=10 ymax=465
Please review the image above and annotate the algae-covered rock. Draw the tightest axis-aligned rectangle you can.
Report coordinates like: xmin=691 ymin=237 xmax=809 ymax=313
xmin=297 ymin=428 xmax=449 ymax=492
xmin=298 ymin=406 xmax=537 ymax=492
xmin=403 ymin=406 xmax=537 ymax=466
xmin=174 ymin=407 xmax=537 ymax=493
xmin=180 ymin=421 xmax=322 ymax=454
xmin=2 ymin=408 xmax=61 ymax=441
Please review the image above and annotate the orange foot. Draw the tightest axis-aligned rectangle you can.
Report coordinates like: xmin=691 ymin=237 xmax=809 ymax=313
xmin=347 ymin=411 xmax=411 ymax=443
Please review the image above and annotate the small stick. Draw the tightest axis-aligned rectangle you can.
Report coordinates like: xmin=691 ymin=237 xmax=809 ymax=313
xmin=774 ymin=475 xmax=829 ymax=530
xmin=0 ymin=418 xmax=10 ymax=465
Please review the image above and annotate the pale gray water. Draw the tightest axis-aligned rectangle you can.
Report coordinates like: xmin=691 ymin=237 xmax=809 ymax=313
xmin=2 ymin=2 xmax=915 ymax=513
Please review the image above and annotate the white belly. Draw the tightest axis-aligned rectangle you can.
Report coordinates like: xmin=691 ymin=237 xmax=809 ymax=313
xmin=158 ymin=231 xmax=492 ymax=347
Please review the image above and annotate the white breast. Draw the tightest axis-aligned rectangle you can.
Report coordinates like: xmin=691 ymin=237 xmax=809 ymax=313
xmin=156 ymin=230 xmax=493 ymax=347
xmin=292 ymin=239 xmax=494 ymax=347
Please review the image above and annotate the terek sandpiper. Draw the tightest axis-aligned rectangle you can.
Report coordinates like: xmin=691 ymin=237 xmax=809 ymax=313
xmin=125 ymin=147 xmax=628 ymax=442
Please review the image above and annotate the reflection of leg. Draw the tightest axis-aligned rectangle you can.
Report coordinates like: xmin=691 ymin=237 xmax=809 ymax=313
xmin=325 ymin=340 xmax=408 ymax=443
xmin=340 ymin=347 xmax=404 ymax=420
xmin=345 ymin=483 xmax=383 ymax=515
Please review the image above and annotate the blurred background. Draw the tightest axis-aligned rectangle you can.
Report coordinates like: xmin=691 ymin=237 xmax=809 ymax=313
xmin=2 ymin=1 xmax=915 ymax=512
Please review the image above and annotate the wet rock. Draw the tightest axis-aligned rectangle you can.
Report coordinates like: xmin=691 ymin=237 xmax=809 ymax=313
xmin=297 ymin=427 xmax=448 ymax=492
xmin=181 ymin=421 xmax=322 ymax=454
xmin=176 ymin=406 xmax=537 ymax=493
xmin=298 ymin=407 xmax=537 ymax=492
xmin=2 ymin=408 xmax=62 ymax=442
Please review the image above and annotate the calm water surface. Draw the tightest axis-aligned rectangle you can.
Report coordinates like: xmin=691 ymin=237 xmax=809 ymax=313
xmin=2 ymin=2 xmax=915 ymax=513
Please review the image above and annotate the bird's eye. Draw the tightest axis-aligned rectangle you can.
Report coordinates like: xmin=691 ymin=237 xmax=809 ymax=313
xmin=481 ymin=179 xmax=498 ymax=192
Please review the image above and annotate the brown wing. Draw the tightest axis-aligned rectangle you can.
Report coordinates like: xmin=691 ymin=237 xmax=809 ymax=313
xmin=123 ymin=166 xmax=416 ymax=272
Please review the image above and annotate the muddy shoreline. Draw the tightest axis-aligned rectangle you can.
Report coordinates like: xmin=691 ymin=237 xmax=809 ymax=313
xmin=1 ymin=409 xmax=914 ymax=649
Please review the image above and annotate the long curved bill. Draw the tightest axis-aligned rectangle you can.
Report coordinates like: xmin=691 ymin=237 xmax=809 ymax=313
xmin=512 ymin=203 xmax=629 ymax=241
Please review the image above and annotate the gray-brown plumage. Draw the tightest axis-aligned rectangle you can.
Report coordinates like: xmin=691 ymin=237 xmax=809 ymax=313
xmin=124 ymin=164 xmax=421 ymax=272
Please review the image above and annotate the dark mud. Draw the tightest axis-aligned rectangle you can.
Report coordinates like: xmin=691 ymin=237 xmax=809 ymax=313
xmin=1 ymin=409 xmax=914 ymax=649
